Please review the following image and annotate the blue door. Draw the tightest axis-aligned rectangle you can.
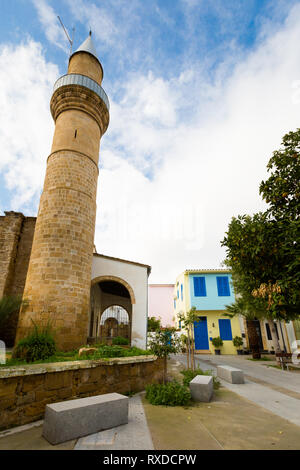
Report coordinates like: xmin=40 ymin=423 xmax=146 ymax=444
xmin=194 ymin=317 xmax=209 ymax=350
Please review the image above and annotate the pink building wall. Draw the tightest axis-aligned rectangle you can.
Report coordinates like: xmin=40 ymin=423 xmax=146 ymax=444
xmin=148 ymin=284 xmax=175 ymax=327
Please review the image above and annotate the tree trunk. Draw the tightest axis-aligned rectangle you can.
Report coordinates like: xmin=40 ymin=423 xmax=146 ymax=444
xmin=187 ymin=331 xmax=191 ymax=369
xmin=246 ymin=320 xmax=261 ymax=359
xmin=191 ymin=338 xmax=194 ymax=371
xmin=186 ymin=344 xmax=190 ymax=370
xmin=267 ymin=318 xmax=282 ymax=361
xmin=192 ymin=328 xmax=196 ymax=371
xmin=163 ymin=356 xmax=167 ymax=384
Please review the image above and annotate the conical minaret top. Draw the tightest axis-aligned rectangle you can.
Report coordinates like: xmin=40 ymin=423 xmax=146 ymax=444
xmin=68 ymin=31 xmax=104 ymax=85
xmin=71 ymin=31 xmax=99 ymax=63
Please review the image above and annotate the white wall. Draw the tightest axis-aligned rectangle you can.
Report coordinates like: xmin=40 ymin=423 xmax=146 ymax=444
xmin=285 ymin=321 xmax=297 ymax=351
xmin=92 ymin=255 xmax=149 ymax=349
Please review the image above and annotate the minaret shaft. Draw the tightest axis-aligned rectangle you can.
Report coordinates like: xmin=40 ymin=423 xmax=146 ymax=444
xmin=15 ymin=42 xmax=109 ymax=351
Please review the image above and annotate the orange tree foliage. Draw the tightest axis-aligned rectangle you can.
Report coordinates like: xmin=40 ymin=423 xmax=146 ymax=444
xmin=221 ymin=129 xmax=300 ymax=321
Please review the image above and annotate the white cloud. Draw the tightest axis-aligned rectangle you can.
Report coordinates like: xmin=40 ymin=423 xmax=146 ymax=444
xmin=2 ymin=3 xmax=300 ymax=284
xmin=64 ymin=0 xmax=121 ymax=47
xmin=32 ymin=0 xmax=70 ymax=52
xmin=0 ymin=40 xmax=58 ymax=212
xmin=95 ymin=3 xmax=300 ymax=282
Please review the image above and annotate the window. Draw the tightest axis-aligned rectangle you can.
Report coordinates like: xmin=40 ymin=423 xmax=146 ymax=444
xmin=174 ymin=299 xmax=176 ymax=309
xmin=179 ymin=320 xmax=182 ymax=329
xmin=218 ymin=319 xmax=232 ymax=340
xmin=193 ymin=277 xmax=207 ymax=297
xmin=265 ymin=323 xmax=272 ymax=340
xmin=177 ymin=289 xmax=179 ymax=299
xmin=181 ymin=284 xmax=183 ymax=301
xmin=216 ymin=276 xmax=230 ymax=296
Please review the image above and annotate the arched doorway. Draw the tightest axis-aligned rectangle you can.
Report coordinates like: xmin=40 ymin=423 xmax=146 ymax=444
xmin=89 ymin=278 xmax=133 ymax=345
xmin=99 ymin=306 xmax=130 ymax=342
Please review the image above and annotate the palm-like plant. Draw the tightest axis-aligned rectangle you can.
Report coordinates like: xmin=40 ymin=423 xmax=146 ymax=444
xmin=224 ymin=297 xmax=263 ymax=359
xmin=0 ymin=295 xmax=25 ymax=327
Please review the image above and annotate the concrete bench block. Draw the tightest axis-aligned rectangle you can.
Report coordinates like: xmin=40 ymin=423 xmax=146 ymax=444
xmin=217 ymin=365 xmax=244 ymax=384
xmin=189 ymin=375 xmax=213 ymax=402
xmin=42 ymin=393 xmax=129 ymax=445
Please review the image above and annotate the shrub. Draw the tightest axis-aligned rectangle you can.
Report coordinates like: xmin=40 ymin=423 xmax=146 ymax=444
xmin=112 ymin=336 xmax=129 ymax=346
xmin=211 ymin=337 xmax=223 ymax=348
xmin=145 ymin=381 xmax=191 ymax=406
xmin=14 ymin=320 xmax=56 ymax=363
xmin=147 ymin=329 xmax=182 ymax=383
xmin=180 ymin=367 xmax=220 ymax=390
xmin=148 ymin=316 xmax=161 ymax=332
xmin=233 ymin=336 xmax=243 ymax=349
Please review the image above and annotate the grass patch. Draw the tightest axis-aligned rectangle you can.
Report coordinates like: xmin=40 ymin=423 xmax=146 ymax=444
xmin=247 ymin=356 xmax=273 ymax=362
xmin=0 ymin=345 xmax=151 ymax=368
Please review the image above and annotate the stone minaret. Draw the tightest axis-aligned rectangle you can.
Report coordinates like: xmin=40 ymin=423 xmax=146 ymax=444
xmin=15 ymin=34 xmax=109 ymax=350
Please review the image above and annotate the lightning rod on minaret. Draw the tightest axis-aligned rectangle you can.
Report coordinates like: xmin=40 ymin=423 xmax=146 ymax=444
xmin=57 ymin=16 xmax=75 ymax=56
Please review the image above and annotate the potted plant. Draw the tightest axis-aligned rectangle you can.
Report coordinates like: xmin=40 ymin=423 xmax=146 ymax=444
xmin=211 ymin=336 xmax=223 ymax=355
xmin=233 ymin=336 xmax=243 ymax=355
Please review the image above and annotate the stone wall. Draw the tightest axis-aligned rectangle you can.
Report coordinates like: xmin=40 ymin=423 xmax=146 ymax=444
xmin=0 ymin=355 xmax=163 ymax=431
xmin=0 ymin=212 xmax=36 ymax=346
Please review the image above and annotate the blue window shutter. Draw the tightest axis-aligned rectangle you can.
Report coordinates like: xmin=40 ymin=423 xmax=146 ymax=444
xmin=179 ymin=320 xmax=182 ymax=329
xmin=193 ymin=277 xmax=206 ymax=297
xmin=219 ymin=319 xmax=232 ymax=340
xmin=216 ymin=277 xmax=230 ymax=296
xmin=181 ymin=284 xmax=183 ymax=300
xmin=177 ymin=289 xmax=179 ymax=299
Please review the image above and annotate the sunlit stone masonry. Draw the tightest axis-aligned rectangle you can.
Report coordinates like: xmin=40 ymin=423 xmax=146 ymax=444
xmin=15 ymin=33 xmax=109 ymax=350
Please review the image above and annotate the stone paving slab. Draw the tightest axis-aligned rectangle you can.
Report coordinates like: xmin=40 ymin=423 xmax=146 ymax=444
xmin=192 ymin=354 xmax=300 ymax=394
xmin=174 ymin=354 xmax=300 ymax=427
xmin=0 ymin=423 xmax=76 ymax=450
xmin=75 ymin=394 xmax=154 ymax=450
xmin=218 ymin=378 xmax=300 ymax=427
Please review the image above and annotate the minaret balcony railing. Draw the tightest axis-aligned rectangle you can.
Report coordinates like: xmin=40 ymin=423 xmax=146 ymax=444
xmin=53 ymin=73 xmax=110 ymax=111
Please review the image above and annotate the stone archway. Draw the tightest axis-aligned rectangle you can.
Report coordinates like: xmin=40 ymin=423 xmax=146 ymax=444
xmin=91 ymin=275 xmax=136 ymax=304
xmin=89 ymin=277 xmax=133 ymax=344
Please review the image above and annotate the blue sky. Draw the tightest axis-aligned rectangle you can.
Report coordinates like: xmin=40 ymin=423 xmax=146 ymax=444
xmin=0 ymin=0 xmax=300 ymax=281
xmin=0 ymin=1 xmax=294 ymax=85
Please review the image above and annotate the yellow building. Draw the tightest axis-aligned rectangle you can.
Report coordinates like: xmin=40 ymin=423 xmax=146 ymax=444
xmin=174 ymin=269 xmax=242 ymax=355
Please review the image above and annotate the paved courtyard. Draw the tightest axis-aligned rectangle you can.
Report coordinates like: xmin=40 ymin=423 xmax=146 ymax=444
xmin=0 ymin=354 xmax=299 ymax=450
xmin=173 ymin=354 xmax=300 ymax=428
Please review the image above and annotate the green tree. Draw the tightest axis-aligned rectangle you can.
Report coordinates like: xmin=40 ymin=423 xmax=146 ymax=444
xmin=177 ymin=307 xmax=200 ymax=370
xmin=147 ymin=316 xmax=161 ymax=332
xmin=148 ymin=328 xmax=181 ymax=384
xmin=260 ymin=129 xmax=300 ymax=220
xmin=259 ymin=128 xmax=300 ymax=316
xmin=221 ymin=129 xmax=300 ymax=355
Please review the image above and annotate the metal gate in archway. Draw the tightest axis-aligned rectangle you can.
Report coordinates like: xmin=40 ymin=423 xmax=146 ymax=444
xmin=98 ymin=305 xmax=131 ymax=344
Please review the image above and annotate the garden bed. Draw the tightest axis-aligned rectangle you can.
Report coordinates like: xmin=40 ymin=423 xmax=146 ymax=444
xmin=1 ymin=344 xmax=151 ymax=368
